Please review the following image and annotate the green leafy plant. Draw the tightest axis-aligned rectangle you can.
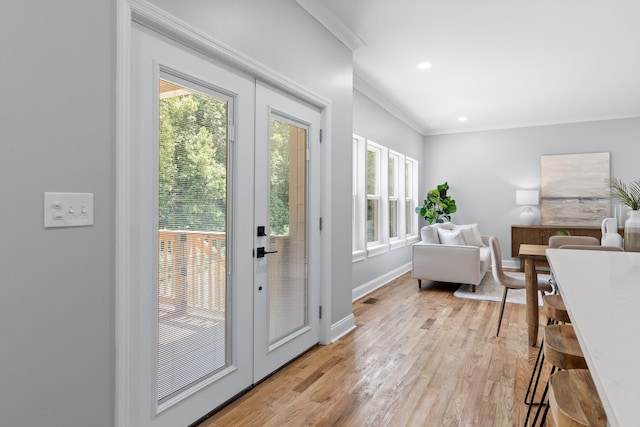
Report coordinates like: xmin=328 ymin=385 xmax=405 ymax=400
xmin=416 ymin=182 xmax=457 ymax=224
xmin=609 ymin=177 xmax=640 ymax=210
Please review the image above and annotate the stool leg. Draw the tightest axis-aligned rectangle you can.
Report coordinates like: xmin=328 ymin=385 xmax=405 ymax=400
xmin=531 ymin=366 xmax=557 ymax=427
xmin=524 ymin=318 xmax=553 ymax=406
xmin=524 ymin=345 xmax=545 ymax=405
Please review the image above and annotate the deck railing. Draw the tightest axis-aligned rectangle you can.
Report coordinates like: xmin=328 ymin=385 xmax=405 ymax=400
xmin=158 ymin=230 xmax=226 ymax=313
xmin=158 ymin=230 xmax=290 ymax=315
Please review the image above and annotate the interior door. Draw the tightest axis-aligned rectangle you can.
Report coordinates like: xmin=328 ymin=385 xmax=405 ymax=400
xmin=129 ymin=25 xmax=255 ymax=427
xmin=253 ymin=82 xmax=321 ymax=381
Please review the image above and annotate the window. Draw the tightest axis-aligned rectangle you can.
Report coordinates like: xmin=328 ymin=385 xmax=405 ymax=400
xmin=352 ymin=134 xmax=419 ymax=260
xmin=388 ymin=152 xmax=399 ymax=240
xmin=352 ymin=135 xmax=367 ymax=261
xmin=366 ymin=145 xmax=381 ymax=245
xmin=405 ymin=157 xmax=418 ymax=237
xmin=352 ymin=139 xmax=358 ymax=251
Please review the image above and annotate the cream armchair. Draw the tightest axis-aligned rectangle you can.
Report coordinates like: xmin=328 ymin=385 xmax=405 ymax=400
xmin=411 ymin=223 xmax=491 ymax=291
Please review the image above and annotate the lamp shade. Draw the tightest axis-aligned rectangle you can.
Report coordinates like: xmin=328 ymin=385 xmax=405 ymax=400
xmin=516 ymin=190 xmax=539 ymax=206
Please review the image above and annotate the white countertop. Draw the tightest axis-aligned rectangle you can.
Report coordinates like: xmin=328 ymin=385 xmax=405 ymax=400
xmin=546 ymin=249 xmax=640 ymax=427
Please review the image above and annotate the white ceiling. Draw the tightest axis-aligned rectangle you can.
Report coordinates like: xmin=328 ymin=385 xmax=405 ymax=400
xmin=301 ymin=0 xmax=640 ymax=135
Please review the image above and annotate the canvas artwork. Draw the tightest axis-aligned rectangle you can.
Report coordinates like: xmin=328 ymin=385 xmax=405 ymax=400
xmin=540 ymin=152 xmax=610 ymax=226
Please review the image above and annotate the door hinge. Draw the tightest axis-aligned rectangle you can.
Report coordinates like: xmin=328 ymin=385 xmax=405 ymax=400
xmin=319 ymin=217 xmax=323 ymax=231
xmin=319 ymin=129 xmax=323 ymax=143
xmin=319 ymin=305 xmax=322 ymax=319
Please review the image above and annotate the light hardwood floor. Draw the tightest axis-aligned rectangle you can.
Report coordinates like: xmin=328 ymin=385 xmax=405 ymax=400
xmin=197 ymin=272 xmax=551 ymax=427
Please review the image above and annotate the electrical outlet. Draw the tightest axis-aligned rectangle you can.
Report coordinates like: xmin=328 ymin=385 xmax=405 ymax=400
xmin=44 ymin=192 xmax=94 ymax=228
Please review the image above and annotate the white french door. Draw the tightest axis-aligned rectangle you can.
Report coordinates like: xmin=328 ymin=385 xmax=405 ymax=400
xmin=125 ymin=26 xmax=321 ymax=427
xmin=253 ymin=83 xmax=321 ymax=382
xmin=128 ymin=26 xmax=255 ymax=427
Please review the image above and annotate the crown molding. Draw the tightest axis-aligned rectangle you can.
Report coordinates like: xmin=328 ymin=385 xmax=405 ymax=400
xmin=353 ymin=74 xmax=427 ymax=135
xmin=294 ymin=0 xmax=365 ymax=52
xmin=423 ymin=114 xmax=640 ymax=136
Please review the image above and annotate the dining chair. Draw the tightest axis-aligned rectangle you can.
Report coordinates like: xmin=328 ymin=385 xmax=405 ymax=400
xmin=557 ymin=244 xmax=623 ymax=251
xmin=547 ymin=235 xmax=604 ymax=288
xmin=548 ymin=235 xmax=600 ymax=248
xmin=489 ymin=237 xmax=553 ymax=337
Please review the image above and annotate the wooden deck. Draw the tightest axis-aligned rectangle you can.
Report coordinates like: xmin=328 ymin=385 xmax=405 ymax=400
xmin=196 ymin=272 xmax=554 ymax=426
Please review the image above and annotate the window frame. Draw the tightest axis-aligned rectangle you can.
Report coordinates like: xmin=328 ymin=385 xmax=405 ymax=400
xmin=366 ymin=142 xmax=389 ymax=256
xmin=351 ymin=135 xmax=419 ymax=260
xmin=352 ymin=135 xmax=367 ymax=262
xmin=388 ymin=150 xmax=402 ymax=249
xmin=405 ymin=156 xmax=419 ymax=243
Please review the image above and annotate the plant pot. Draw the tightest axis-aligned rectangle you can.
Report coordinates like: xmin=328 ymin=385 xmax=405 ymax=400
xmin=624 ymin=210 xmax=640 ymax=252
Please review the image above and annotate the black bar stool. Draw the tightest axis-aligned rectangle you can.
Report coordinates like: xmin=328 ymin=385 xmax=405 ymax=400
xmin=525 ymin=324 xmax=587 ymax=426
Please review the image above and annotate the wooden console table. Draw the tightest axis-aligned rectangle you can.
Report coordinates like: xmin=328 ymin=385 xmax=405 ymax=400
xmin=511 ymin=224 xmax=623 ymax=261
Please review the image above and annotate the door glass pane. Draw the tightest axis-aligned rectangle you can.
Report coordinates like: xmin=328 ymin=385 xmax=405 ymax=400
xmin=269 ymin=117 xmax=307 ymax=344
xmin=157 ymin=78 xmax=229 ymax=402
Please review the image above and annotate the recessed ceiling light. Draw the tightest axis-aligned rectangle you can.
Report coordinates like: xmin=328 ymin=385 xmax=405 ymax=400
xmin=417 ymin=62 xmax=432 ymax=70
xmin=458 ymin=116 xmax=468 ymax=122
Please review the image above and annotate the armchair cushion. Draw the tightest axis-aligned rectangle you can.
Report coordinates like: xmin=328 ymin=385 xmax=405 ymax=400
xmin=420 ymin=225 xmax=440 ymax=244
xmin=455 ymin=223 xmax=485 ymax=247
xmin=437 ymin=227 xmax=466 ymax=245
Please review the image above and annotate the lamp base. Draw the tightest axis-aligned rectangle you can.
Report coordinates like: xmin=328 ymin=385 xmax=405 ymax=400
xmin=519 ymin=207 xmax=536 ymax=226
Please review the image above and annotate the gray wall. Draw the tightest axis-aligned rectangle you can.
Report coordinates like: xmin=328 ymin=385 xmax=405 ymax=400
xmin=423 ymin=117 xmax=640 ymax=265
xmin=0 ymin=1 xmax=114 ymax=426
xmin=352 ymin=89 xmax=425 ymax=290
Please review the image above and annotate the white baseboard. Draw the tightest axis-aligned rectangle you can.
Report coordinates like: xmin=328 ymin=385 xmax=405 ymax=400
xmin=352 ymin=262 xmax=412 ymax=302
xmin=330 ymin=314 xmax=356 ymax=343
xmin=503 ymin=259 xmax=520 ymax=269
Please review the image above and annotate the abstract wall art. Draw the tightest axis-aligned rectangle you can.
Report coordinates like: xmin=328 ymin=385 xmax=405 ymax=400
xmin=540 ymin=152 xmax=610 ymax=226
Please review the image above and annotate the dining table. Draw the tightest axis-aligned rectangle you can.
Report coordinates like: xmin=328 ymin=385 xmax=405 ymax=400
xmin=546 ymin=248 xmax=640 ymax=427
xmin=517 ymin=243 xmax=549 ymax=346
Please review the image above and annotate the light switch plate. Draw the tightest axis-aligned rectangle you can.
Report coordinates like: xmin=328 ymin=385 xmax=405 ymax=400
xmin=44 ymin=192 xmax=94 ymax=228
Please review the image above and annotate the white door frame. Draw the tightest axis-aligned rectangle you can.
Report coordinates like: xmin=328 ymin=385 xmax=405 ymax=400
xmin=116 ymin=1 xmax=332 ymax=426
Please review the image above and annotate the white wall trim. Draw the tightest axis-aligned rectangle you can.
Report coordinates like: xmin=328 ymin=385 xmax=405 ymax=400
xmin=115 ymin=1 xmax=132 ymax=426
xmin=424 ymin=114 xmax=640 ymax=136
xmin=503 ymin=259 xmax=520 ymax=270
xmin=294 ymin=0 xmax=365 ymax=52
xmin=354 ymin=76 xmax=427 ymax=135
xmin=330 ymin=314 xmax=356 ymax=343
xmin=352 ymin=262 xmax=412 ymax=302
xmin=130 ymin=0 xmax=330 ymax=109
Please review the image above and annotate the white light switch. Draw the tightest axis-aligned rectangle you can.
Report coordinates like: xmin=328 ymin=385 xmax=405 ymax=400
xmin=44 ymin=192 xmax=94 ymax=228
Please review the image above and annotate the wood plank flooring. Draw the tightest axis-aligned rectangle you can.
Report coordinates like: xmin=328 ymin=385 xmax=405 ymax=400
xmin=197 ymin=273 xmax=552 ymax=426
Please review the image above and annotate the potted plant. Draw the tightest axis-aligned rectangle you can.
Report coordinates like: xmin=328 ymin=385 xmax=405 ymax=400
xmin=416 ymin=182 xmax=457 ymax=224
xmin=609 ymin=177 xmax=640 ymax=251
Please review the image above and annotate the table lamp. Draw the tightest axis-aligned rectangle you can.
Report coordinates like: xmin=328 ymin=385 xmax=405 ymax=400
xmin=516 ymin=190 xmax=539 ymax=226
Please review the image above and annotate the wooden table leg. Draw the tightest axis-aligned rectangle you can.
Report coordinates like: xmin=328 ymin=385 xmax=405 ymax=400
xmin=525 ymin=258 xmax=539 ymax=346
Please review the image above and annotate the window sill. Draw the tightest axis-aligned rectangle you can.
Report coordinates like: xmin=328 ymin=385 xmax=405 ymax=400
xmin=389 ymin=239 xmax=406 ymax=251
xmin=352 ymin=249 xmax=367 ymax=263
xmin=367 ymin=243 xmax=390 ymax=258
xmin=406 ymin=235 xmax=420 ymax=245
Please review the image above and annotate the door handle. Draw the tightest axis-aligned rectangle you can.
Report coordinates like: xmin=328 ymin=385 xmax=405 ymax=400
xmin=256 ymin=247 xmax=278 ymax=258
